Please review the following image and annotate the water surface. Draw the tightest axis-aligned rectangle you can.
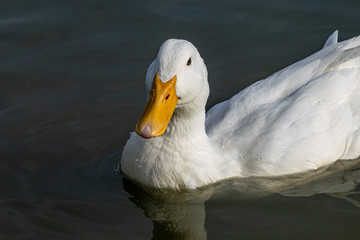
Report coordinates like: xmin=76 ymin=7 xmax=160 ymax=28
xmin=1 ymin=0 xmax=360 ymax=239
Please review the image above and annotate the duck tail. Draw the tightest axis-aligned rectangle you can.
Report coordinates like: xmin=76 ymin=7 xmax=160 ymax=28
xmin=323 ymin=30 xmax=339 ymax=48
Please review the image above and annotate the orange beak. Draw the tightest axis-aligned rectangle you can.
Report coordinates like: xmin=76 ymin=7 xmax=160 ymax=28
xmin=135 ymin=73 xmax=178 ymax=138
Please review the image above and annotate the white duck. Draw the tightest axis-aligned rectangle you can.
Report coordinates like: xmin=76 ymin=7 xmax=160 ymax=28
xmin=121 ymin=31 xmax=360 ymax=189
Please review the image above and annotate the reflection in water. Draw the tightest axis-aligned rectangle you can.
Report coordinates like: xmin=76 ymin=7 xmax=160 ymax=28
xmin=124 ymin=179 xmax=212 ymax=240
xmin=280 ymin=159 xmax=360 ymax=208
xmin=124 ymin=159 xmax=360 ymax=240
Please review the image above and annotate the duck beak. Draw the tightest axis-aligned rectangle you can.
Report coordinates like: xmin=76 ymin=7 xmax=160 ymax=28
xmin=135 ymin=73 xmax=178 ymax=138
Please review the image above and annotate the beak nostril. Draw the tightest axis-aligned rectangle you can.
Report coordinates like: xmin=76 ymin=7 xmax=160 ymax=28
xmin=165 ymin=94 xmax=170 ymax=100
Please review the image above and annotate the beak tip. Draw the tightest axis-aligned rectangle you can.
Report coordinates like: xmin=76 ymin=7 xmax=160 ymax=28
xmin=137 ymin=125 xmax=152 ymax=139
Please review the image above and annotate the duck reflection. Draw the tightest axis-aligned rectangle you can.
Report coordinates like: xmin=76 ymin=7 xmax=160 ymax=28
xmin=123 ymin=179 xmax=212 ymax=240
xmin=279 ymin=159 xmax=360 ymax=207
xmin=123 ymin=158 xmax=360 ymax=240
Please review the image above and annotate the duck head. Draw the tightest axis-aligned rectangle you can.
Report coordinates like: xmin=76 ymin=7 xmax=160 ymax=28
xmin=135 ymin=39 xmax=209 ymax=139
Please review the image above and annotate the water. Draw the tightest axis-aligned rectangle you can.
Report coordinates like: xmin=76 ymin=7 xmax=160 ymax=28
xmin=1 ymin=0 xmax=360 ymax=239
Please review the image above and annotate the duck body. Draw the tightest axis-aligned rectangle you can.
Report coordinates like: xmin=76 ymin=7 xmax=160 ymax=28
xmin=121 ymin=31 xmax=360 ymax=189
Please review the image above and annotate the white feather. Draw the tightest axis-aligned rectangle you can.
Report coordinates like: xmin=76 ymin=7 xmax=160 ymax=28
xmin=323 ymin=30 xmax=338 ymax=48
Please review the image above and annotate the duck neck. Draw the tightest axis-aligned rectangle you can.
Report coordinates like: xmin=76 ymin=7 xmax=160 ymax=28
xmin=166 ymin=100 xmax=208 ymax=143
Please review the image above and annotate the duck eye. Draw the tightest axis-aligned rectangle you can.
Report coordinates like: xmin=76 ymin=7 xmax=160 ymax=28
xmin=186 ymin=58 xmax=192 ymax=66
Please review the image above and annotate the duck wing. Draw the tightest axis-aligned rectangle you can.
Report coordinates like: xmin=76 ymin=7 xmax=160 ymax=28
xmin=206 ymin=32 xmax=360 ymax=176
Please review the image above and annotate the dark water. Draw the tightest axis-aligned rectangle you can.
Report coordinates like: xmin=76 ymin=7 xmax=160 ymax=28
xmin=1 ymin=0 xmax=360 ymax=239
